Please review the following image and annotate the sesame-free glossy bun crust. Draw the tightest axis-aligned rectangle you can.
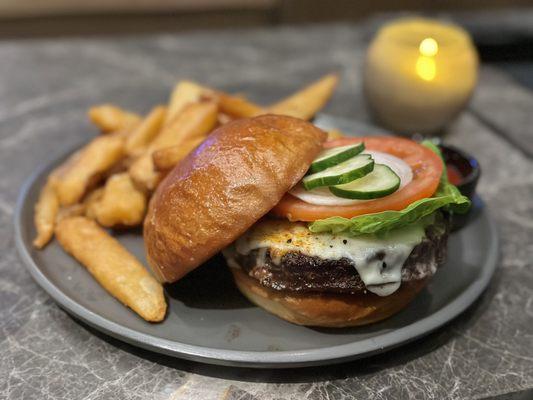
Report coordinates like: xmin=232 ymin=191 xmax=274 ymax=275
xmin=144 ymin=115 xmax=326 ymax=283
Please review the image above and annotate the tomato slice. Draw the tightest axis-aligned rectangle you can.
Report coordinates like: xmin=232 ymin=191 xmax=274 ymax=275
xmin=272 ymin=136 xmax=443 ymax=221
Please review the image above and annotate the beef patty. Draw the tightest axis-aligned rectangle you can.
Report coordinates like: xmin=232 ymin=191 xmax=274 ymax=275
xmin=232 ymin=215 xmax=449 ymax=294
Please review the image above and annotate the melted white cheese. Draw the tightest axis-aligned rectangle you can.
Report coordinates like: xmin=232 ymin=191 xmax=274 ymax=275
xmin=231 ymin=219 xmax=428 ymax=296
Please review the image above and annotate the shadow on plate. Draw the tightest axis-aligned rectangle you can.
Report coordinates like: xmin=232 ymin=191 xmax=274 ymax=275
xmin=67 ymin=264 xmax=500 ymax=384
xmin=165 ymin=253 xmax=253 ymax=310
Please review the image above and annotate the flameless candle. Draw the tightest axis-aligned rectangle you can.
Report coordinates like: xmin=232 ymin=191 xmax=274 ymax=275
xmin=364 ymin=18 xmax=478 ymax=134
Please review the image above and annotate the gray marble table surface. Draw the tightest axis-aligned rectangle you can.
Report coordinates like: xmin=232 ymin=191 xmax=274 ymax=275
xmin=1 ymin=22 xmax=532 ymax=400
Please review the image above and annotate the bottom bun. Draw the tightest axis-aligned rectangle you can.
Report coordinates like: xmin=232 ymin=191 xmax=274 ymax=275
xmin=231 ymin=268 xmax=428 ymax=327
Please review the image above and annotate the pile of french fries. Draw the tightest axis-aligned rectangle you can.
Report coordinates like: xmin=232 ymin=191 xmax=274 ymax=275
xmin=33 ymin=73 xmax=340 ymax=322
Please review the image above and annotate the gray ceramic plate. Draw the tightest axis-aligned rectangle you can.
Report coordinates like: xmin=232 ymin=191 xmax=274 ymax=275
xmin=15 ymin=115 xmax=499 ymax=368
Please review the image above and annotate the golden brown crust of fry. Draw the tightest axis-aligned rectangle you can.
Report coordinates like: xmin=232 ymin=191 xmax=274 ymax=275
xmin=128 ymin=155 xmax=158 ymax=192
xmin=217 ymin=112 xmax=233 ymax=125
xmin=33 ymin=180 xmax=60 ymax=249
xmin=55 ymin=217 xmax=166 ymax=322
xmin=144 ymin=114 xmax=327 ymax=283
xmin=212 ymin=92 xmax=265 ymax=118
xmin=54 ymin=133 xmax=125 ymax=206
xmin=164 ymin=81 xmax=206 ymax=127
xmin=93 ymin=173 xmax=147 ymax=227
xmin=268 ymin=73 xmax=339 ymax=120
xmin=152 ymin=137 xmax=205 ymax=172
xmin=83 ymin=187 xmax=104 ymax=220
xmin=125 ymin=106 xmax=167 ymax=157
xmin=88 ymin=104 xmax=141 ymax=133
xmin=327 ymin=129 xmax=345 ymax=140
xmin=56 ymin=203 xmax=86 ymax=224
xmin=48 ymin=150 xmax=83 ymax=190
xmin=129 ymin=102 xmax=218 ymax=191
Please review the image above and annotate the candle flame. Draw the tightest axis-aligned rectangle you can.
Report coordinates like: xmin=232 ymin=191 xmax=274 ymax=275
xmin=419 ymin=37 xmax=438 ymax=57
xmin=418 ymin=38 xmax=439 ymax=57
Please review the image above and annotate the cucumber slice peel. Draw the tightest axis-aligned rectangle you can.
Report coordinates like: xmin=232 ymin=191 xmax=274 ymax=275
xmin=309 ymin=142 xmax=365 ymax=173
xmin=302 ymin=154 xmax=374 ymax=191
xmin=329 ymin=164 xmax=401 ymax=199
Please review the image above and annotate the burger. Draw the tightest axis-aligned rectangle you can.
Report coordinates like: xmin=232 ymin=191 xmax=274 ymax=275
xmin=144 ymin=114 xmax=469 ymax=327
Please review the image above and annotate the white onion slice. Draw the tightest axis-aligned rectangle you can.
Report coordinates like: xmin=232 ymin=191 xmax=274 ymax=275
xmin=290 ymin=150 xmax=413 ymax=206
xmin=365 ymin=150 xmax=413 ymax=190
xmin=289 ymin=185 xmax=359 ymax=206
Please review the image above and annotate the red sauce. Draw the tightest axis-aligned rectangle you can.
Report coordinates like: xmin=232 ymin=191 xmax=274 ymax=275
xmin=446 ymin=164 xmax=463 ymax=186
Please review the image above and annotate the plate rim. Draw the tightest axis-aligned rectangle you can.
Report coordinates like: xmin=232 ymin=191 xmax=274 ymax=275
xmin=14 ymin=130 xmax=499 ymax=368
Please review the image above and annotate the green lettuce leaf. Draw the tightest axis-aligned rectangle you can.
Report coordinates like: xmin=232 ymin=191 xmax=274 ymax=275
xmin=308 ymin=140 xmax=471 ymax=236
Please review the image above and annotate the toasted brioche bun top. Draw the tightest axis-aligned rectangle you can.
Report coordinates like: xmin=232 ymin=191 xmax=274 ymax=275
xmin=144 ymin=114 xmax=327 ymax=283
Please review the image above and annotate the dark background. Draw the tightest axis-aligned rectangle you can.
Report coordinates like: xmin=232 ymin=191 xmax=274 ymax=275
xmin=2 ymin=1 xmax=533 ymax=90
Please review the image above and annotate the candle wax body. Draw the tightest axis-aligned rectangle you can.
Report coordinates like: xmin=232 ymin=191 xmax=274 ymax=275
xmin=364 ymin=18 xmax=478 ymax=135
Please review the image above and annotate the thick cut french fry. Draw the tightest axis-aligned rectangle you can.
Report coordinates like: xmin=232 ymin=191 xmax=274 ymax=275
xmin=268 ymin=73 xmax=339 ymax=120
xmin=152 ymin=136 xmax=205 ymax=172
xmin=93 ymin=173 xmax=147 ymax=227
xmin=88 ymin=104 xmax=141 ymax=133
xmin=84 ymin=187 xmax=104 ymax=220
xmin=47 ymin=149 xmax=83 ymax=190
xmin=217 ymin=112 xmax=233 ymax=125
xmin=129 ymin=102 xmax=218 ymax=191
xmin=125 ymin=106 xmax=167 ymax=157
xmin=53 ymin=133 xmax=125 ymax=206
xmin=129 ymin=155 xmax=158 ymax=191
xmin=164 ymin=81 xmax=205 ymax=127
xmin=56 ymin=203 xmax=86 ymax=224
xmin=327 ymin=129 xmax=345 ymax=140
xmin=213 ymin=92 xmax=265 ymax=119
xmin=33 ymin=180 xmax=60 ymax=249
xmin=55 ymin=217 xmax=166 ymax=322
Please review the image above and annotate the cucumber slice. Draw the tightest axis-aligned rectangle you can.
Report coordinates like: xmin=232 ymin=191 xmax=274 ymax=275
xmin=309 ymin=142 xmax=365 ymax=173
xmin=329 ymin=164 xmax=400 ymax=199
xmin=302 ymin=154 xmax=374 ymax=190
